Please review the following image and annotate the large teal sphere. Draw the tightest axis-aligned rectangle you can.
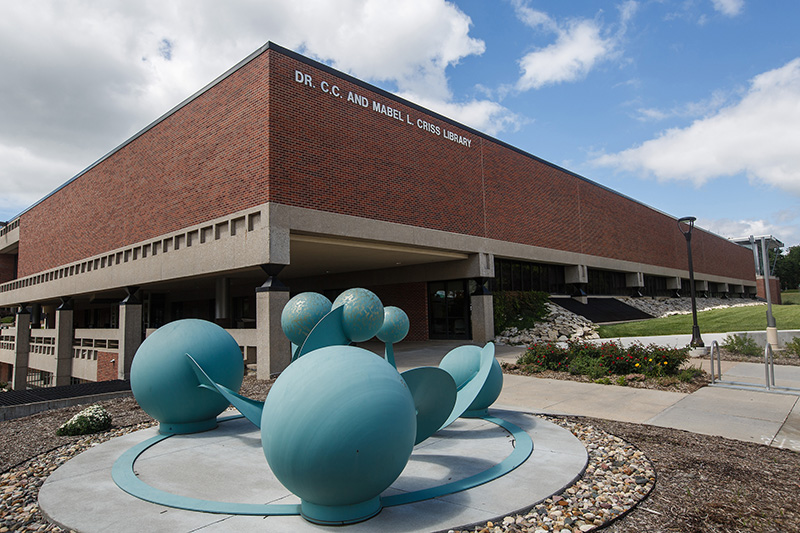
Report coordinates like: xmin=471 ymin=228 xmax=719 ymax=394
xmin=130 ymin=319 xmax=244 ymax=434
xmin=281 ymin=292 xmax=332 ymax=346
xmin=376 ymin=306 xmax=410 ymax=344
xmin=261 ymin=346 xmax=416 ymax=517
xmin=332 ymin=288 xmax=384 ymax=342
xmin=439 ymin=345 xmax=503 ymax=412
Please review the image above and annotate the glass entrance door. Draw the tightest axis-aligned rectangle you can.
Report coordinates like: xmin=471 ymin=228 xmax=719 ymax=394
xmin=428 ymin=280 xmax=470 ymax=340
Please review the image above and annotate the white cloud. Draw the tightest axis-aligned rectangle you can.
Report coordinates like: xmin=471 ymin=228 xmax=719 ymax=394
xmin=396 ymin=93 xmax=526 ymax=136
xmin=516 ymin=20 xmax=613 ymax=91
xmin=593 ymin=58 xmax=800 ymax=196
xmin=634 ymin=90 xmax=731 ymax=122
xmin=711 ymin=0 xmax=744 ymax=17
xmin=511 ymin=2 xmax=635 ymax=91
xmin=0 ymin=145 xmax=81 ymax=212
xmin=0 ymin=0 xmax=513 ymax=219
xmin=698 ymin=217 xmax=799 ymax=248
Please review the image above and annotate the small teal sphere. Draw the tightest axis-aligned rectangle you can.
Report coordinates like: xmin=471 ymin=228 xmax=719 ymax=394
xmin=130 ymin=319 xmax=244 ymax=434
xmin=439 ymin=345 xmax=503 ymax=412
xmin=376 ymin=306 xmax=410 ymax=344
xmin=332 ymin=288 xmax=384 ymax=342
xmin=281 ymin=292 xmax=332 ymax=346
xmin=261 ymin=346 xmax=416 ymax=509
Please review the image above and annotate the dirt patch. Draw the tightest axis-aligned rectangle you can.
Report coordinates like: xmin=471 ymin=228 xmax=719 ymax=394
xmin=592 ymin=418 xmax=800 ymax=533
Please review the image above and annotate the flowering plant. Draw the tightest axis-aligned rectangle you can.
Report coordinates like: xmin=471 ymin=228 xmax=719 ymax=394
xmin=56 ymin=404 xmax=112 ymax=436
xmin=519 ymin=340 xmax=689 ymax=379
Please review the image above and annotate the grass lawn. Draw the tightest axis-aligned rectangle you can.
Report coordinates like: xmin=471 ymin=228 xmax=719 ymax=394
xmin=598 ymin=302 xmax=800 ymax=338
xmin=782 ymin=289 xmax=800 ymax=305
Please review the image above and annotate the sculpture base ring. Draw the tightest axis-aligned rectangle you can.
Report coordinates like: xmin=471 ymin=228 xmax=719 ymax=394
xmin=111 ymin=414 xmax=533 ymax=521
xmin=40 ymin=410 xmax=589 ymax=532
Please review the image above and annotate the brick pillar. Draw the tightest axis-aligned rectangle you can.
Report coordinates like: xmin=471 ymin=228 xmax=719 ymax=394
xmin=54 ymin=298 xmax=74 ymax=386
xmin=12 ymin=308 xmax=31 ymax=390
xmin=256 ymin=265 xmax=290 ymax=380
xmin=0 ymin=362 xmax=12 ymax=383
xmin=118 ymin=287 xmax=143 ymax=380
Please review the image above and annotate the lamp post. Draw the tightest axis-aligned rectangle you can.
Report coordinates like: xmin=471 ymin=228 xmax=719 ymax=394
xmin=678 ymin=217 xmax=704 ymax=348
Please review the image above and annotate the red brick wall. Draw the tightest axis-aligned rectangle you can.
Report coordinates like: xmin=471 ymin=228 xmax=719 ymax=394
xmin=15 ymin=44 xmax=755 ymax=285
xmin=17 ymin=52 xmax=274 ymax=277
xmin=96 ymin=351 xmax=118 ymax=382
xmin=0 ymin=255 xmax=15 ymax=284
xmin=267 ymin=52 xmax=484 ymax=236
xmin=757 ymin=277 xmax=782 ymax=305
xmin=267 ymin=50 xmax=754 ymax=282
xmin=0 ymin=362 xmax=11 ymax=383
xmin=368 ymin=282 xmax=428 ymax=341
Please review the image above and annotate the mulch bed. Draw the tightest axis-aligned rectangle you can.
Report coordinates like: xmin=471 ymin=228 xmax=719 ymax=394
xmin=501 ymin=347 xmax=800 ymax=394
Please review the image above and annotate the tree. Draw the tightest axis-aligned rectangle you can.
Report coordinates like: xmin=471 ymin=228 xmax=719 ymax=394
xmin=775 ymin=246 xmax=800 ymax=290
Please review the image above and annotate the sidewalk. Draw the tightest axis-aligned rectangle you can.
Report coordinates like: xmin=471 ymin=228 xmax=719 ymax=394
xmin=383 ymin=339 xmax=800 ymax=452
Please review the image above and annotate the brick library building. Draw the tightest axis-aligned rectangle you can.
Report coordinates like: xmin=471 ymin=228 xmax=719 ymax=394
xmin=0 ymin=43 xmax=758 ymax=390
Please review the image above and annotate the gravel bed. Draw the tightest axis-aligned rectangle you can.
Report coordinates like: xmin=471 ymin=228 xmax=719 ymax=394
xmin=2 ymin=372 xmax=798 ymax=533
xmin=0 ymin=377 xmax=655 ymax=533
xmin=449 ymin=416 xmax=655 ymax=533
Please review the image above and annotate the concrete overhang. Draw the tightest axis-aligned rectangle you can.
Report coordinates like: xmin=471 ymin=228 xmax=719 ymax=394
xmin=282 ymin=234 xmax=468 ymax=280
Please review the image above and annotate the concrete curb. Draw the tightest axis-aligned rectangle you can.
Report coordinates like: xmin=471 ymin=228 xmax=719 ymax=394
xmin=0 ymin=390 xmax=133 ymax=421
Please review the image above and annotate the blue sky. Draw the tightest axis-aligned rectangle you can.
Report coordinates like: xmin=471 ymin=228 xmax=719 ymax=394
xmin=1 ymin=0 xmax=798 ymax=247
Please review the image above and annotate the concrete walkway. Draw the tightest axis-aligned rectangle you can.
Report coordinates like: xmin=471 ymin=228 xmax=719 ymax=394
xmin=381 ymin=340 xmax=800 ymax=452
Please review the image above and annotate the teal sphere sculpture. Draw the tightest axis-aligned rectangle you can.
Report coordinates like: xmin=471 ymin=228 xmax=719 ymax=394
xmin=439 ymin=345 xmax=503 ymax=413
xmin=376 ymin=306 xmax=410 ymax=344
xmin=281 ymin=292 xmax=332 ymax=346
xmin=261 ymin=345 xmax=416 ymax=524
xmin=130 ymin=319 xmax=244 ymax=435
xmin=332 ymin=288 xmax=384 ymax=342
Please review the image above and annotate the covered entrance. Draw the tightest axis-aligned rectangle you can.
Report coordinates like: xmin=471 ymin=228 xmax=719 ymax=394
xmin=428 ymin=280 xmax=470 ymax=340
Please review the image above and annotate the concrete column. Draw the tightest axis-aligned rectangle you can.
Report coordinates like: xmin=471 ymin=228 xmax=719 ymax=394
xmin=215 ymin=277 xmax=231 ymax=327
xmin=256 ymin=265 xmax=290 ymax=380
xmin=470 ymin=294 xmax=494 ymax=344
xmin=54 ymin=298 xmax=74 ymax=386
xmin=666 ymin=277 xmax=682 ymax=297
xmin=565 ymin=265 xmax=588 ymax=303
xmin=30 ymin=303 xmax=41 ymax=328
xmin=118 ymin=287 xmax=143 ymax=380
xmin=12 ymin=308 xmax=31 ymax=390
xmin=625 ymin=272 xmax=644 ymax=297
xmin=469 ymin=277 xmax=494 ymax=345
xmin=695 ymin=280 xmax=709 ymax=297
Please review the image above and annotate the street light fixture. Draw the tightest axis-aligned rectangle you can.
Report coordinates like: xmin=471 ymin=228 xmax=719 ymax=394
xmin=678 ymin=216 xmax=704 ymax=348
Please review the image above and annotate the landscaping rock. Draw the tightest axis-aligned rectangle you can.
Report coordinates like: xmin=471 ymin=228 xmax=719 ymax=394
xmin=496 ymin=297 xmax=765 ymax=347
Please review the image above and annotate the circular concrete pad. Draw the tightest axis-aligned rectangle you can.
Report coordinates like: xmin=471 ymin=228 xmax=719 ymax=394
xmin=40 ymin=409 xmax=587 ymax=533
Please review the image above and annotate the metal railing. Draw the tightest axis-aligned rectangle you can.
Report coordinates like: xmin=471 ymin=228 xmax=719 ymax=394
xmin=709 ymin=340 xmax=800 ymax=395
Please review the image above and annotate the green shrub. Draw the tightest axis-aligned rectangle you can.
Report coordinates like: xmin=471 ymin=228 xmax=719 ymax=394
xmin=784 ymin=337 xmax=800 ymax=357
xmin=568 ymin=354 xmax=607 ymax=380
xmin=494 ymin=290 xmax=549 ymax=335
xmin=0 ymin=315 xmax=13 ymax=324
xmin=56 ymin=405 xmax=112 ymax=436
xmin=678 ymin=367 xmax=705 ymax=382
xmin=722 ymin=333 xmax=761 ymax=357
xmin=518 ymin=342 xmax=570 ymax=371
